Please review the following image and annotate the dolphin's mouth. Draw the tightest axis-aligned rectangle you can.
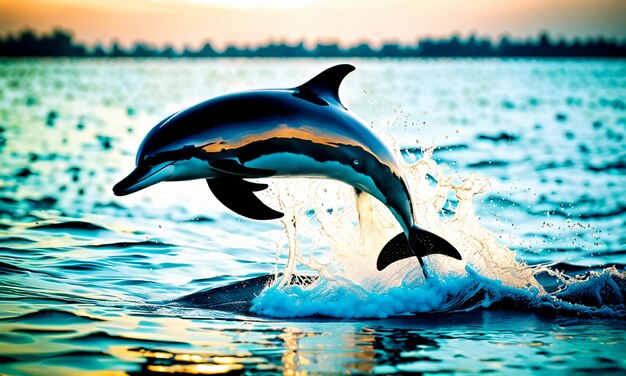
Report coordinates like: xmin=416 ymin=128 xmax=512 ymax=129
xmin=113 ymin=162 xmax=176 ymax=196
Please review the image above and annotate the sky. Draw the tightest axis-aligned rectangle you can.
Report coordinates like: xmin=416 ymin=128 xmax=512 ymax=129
xmin=1 ymin=0 xmax=625 ymax=48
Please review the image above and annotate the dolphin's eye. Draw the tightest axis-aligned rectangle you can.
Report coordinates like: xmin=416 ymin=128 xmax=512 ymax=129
xmin=144 ymin=155 xmax=164 ymax=167
xmin=352 ymin=158 xmax=360 ymax=166
xmin=144 ymin=156 xmax=156 ymax=167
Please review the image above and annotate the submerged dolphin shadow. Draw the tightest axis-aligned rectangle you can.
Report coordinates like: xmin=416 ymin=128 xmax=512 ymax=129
xmin=113 ymin=64 xmax=461 ymax=276
xmin=170 ymin=274 xmax=318 ymax=314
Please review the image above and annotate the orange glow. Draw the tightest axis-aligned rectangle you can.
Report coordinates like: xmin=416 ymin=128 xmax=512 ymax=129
xmin=0 ymin=0 xmax=624 ymax=48
xmin=201 ymin=124 xmax=359 ymax=154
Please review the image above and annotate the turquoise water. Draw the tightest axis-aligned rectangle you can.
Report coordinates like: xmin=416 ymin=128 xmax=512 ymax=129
xmin=0 ymin=59 xmax=625 ymax=375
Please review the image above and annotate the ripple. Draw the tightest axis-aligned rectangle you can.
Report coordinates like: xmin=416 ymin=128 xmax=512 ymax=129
xmin=86 ymin=240 xmax=175 ymax=251
xmin=586 ymin=160 xmax=626 ymax=173
xmin=54 ymin=260 xmax=111 ymax=272
xmin=63 ymin=331 xmax=185 ymax=346
xmin=0 ymin=355 xmax=18 ymax=363
xmin=467 ymin=160 xmax=510 ymax=168
xmin=0 ymin=236 xmax=35 ymax=244
xmin=12 ymin=328 xmax=76 ymax=335
xmin=476 ymin=133 xmax=519 ymax=142
xmin=0 ymin=261 xmax=36 ymax=275
xmin=0 ymin=309 xmax=105 ymax=324
xmin=30 ymin=220 xmax=109 ymax=232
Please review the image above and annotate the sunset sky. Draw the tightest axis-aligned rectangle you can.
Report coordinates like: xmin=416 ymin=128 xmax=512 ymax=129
xmin=1 ymin=0 xmax=625 ymax=48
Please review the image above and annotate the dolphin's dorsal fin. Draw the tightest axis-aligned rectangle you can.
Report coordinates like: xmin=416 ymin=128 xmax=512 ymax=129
xmin=296 ymin=64 xmax=355 ymax=106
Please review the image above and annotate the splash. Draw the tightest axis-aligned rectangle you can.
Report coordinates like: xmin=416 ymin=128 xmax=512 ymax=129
xmin=251 ymin=148 xmax=625 ymax=318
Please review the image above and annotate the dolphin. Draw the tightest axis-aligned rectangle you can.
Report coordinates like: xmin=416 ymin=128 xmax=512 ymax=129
xmin=113 ymin=64 xmax=461 ymax=275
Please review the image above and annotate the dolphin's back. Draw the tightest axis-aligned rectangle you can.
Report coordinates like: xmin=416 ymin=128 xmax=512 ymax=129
xmin=143 ymin=90 xmax=389 ymax=158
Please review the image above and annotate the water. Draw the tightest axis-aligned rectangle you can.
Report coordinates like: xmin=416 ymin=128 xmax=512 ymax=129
xmin=0 ymin=59 xmax=625 ymax=374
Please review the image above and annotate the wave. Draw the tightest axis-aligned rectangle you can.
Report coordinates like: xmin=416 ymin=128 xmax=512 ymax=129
xmin=170 ymin=265 xmax=625 ymax=319
xmin=0 ymin=308 xmax=105 ymax=324
xmin=250 ymin=267 xmax=625 ymax=318
xmin=30 ymin=220 xmax=109 ymax=232
xmin=65 ymin=331 xmax=184 ymax=346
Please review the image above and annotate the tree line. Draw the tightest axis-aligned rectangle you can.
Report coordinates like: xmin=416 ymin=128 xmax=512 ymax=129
xmin=1 ymin=28 xmax=624 ymax=58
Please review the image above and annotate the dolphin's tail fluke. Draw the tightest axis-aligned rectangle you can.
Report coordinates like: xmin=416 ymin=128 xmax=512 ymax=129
xmin=376 ymin=226 xmax=462 ymax=274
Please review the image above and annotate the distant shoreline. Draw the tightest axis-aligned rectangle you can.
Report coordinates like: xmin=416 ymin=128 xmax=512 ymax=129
xmin=2 ymin=56 xmax=625 ymax=61
xmin=1 ymin=29 xmax=625 ymax=59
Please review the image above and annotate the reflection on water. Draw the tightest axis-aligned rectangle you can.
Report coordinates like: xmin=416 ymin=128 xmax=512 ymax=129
xmin=1 ymin=306 xmax=625 ymax=374
xmin=0 ymin=59 xmax=625 ymax=374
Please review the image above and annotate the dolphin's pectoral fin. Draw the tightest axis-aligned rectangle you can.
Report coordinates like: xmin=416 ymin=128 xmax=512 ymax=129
xmin=206 ymin=178 xmax=283 ymax=220
xmin=209 ymin=159 xmax=276 ymax=178
xmin=377 ymin=226 xmax=462 ymax=271
xmin=377 ymin=232 xmax=414 ymax=271
xmin=296 ymin=64 xmax=355 ymax=106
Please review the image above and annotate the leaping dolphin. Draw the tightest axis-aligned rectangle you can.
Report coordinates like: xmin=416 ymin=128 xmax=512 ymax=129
xmin=113 ymin=64 xmax=461 ymax=276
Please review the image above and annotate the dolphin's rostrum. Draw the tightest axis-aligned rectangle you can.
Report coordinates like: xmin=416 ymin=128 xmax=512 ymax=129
xmin=113 ymin=64 xmax=462 ymax=275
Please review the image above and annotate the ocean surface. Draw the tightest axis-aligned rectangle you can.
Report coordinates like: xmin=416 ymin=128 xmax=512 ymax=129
xmin=0 ymin=58 xmax=625 ymax=375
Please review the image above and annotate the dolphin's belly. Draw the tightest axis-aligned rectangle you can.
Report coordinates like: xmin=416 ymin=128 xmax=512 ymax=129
xmin=246 ymin=152 xmax=349 ymax=179
xmin=248 ymin=152 xmax=388 ymax=200
xmin=248 ymin=152 xmax=410 ymax=233
xmin=170 ymin=158 xmax=216 ymax=181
